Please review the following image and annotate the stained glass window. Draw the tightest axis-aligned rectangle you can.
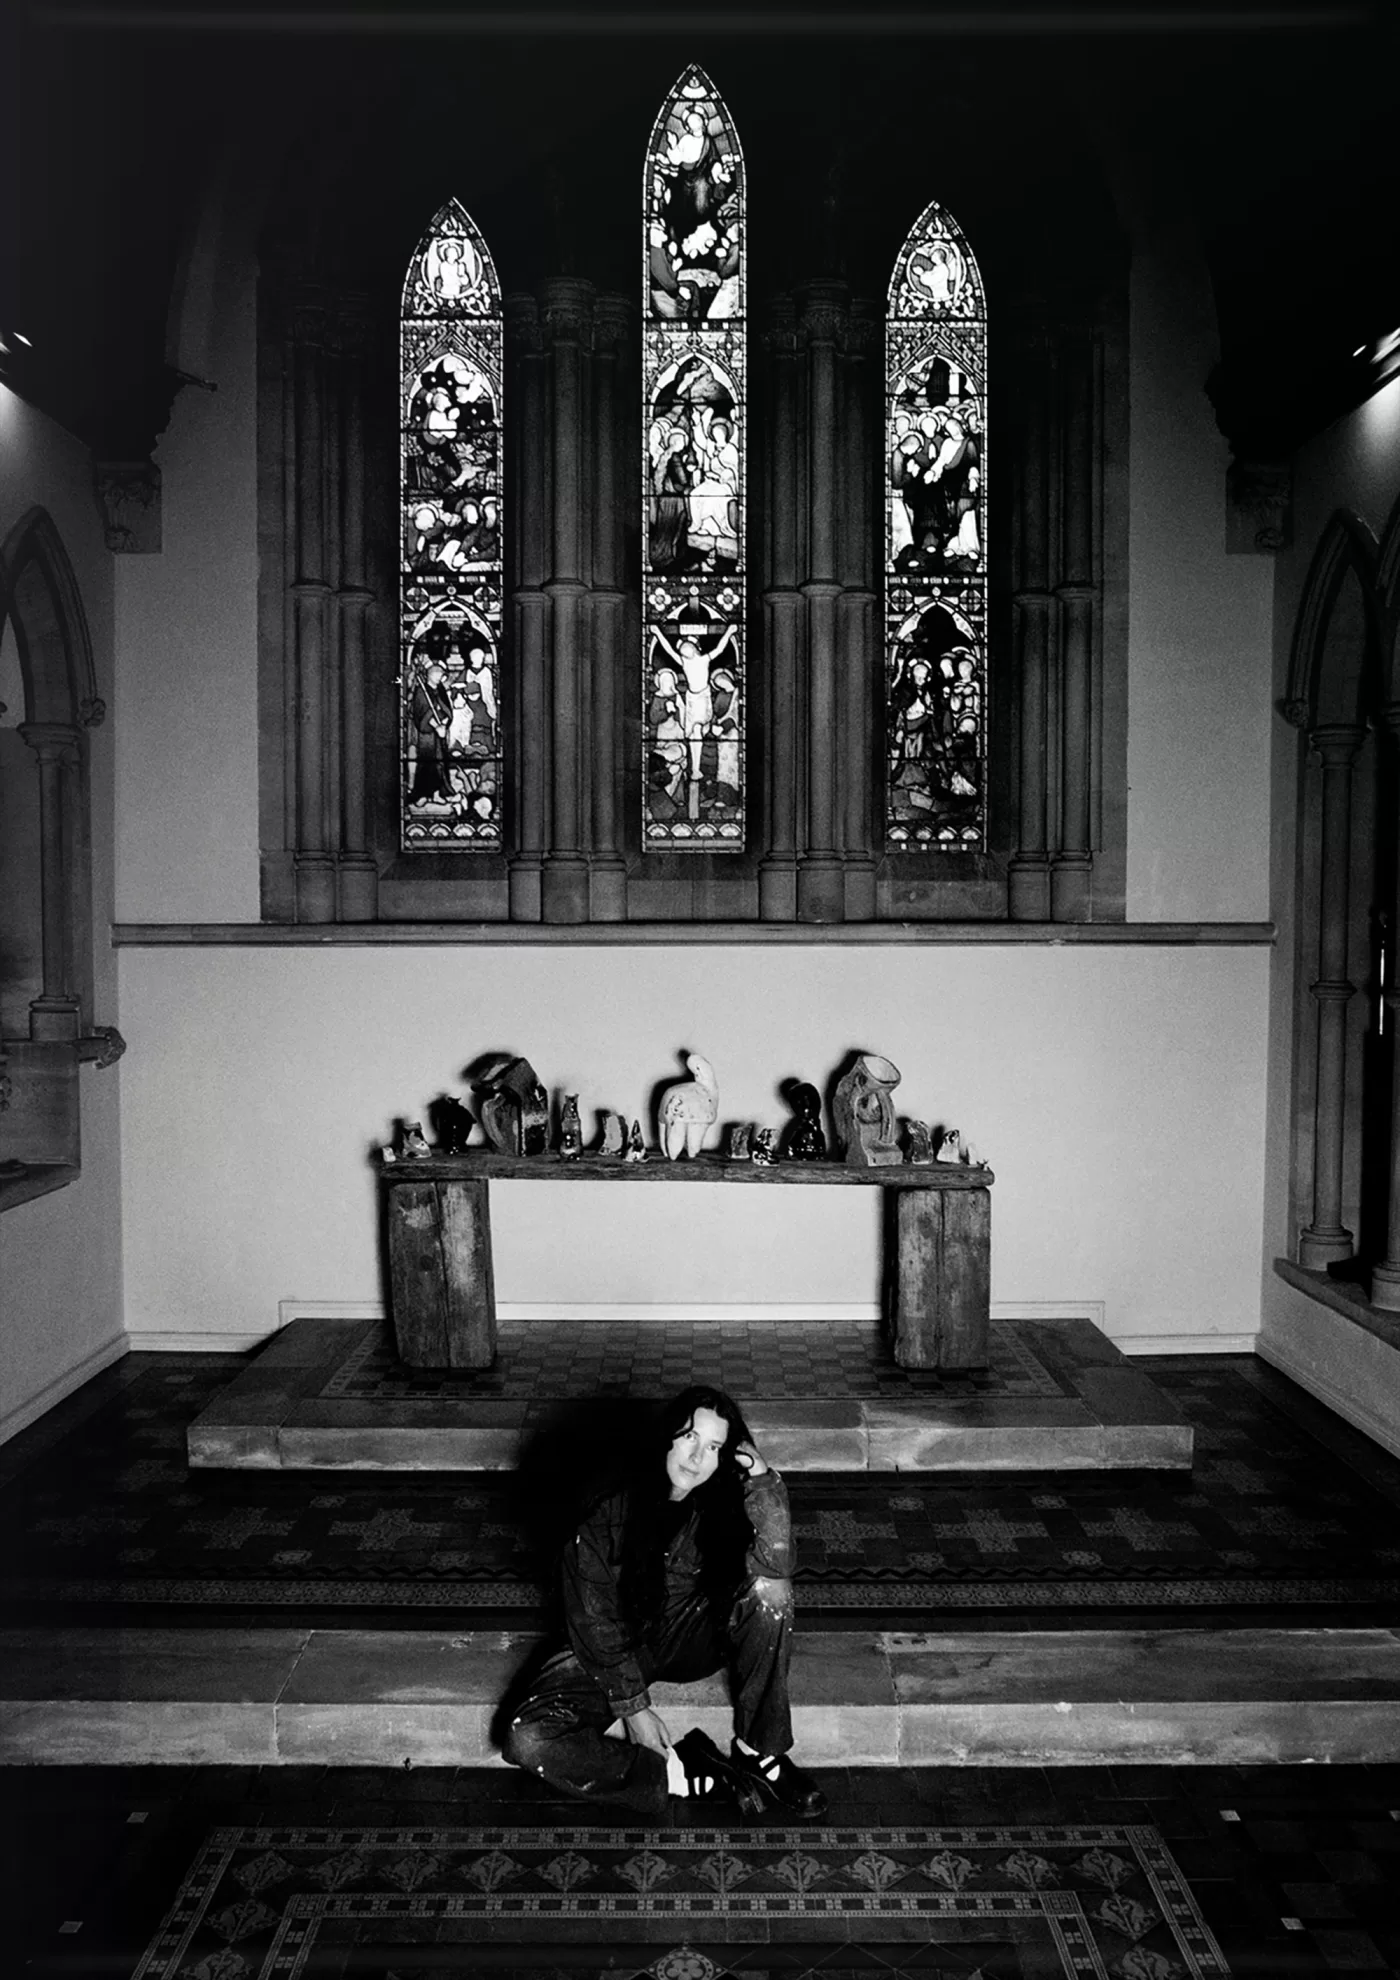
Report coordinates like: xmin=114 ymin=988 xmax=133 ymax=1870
xmin=642 ymin=66 xmax=746 ymax=852
xmin=399 ymin=199 xmax=504 ymax=851
xmin=885 ymin=202 xmax=986 ymax=851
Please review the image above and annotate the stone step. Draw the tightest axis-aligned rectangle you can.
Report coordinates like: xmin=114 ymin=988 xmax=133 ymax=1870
xmin=2 ymin=1626 xmax=1397 ymax=1768
xmin=186 ymin=1315 xmax=1193 ymax=1472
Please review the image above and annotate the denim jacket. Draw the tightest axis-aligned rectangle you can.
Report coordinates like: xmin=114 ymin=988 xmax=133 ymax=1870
xmin=562 ymin=1470 xmax=793 ymax=1719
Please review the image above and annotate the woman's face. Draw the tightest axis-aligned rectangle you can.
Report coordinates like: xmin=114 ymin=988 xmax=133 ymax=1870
xmin=666 ymin=1406 xmax=729 ymax=1500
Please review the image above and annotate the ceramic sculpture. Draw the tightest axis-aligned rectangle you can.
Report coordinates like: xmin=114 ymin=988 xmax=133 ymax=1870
xmin=725 ymin=1122 xmax=753 ymax=1162
xmin=659 ymin=1052 xmax=719 ymax=1159
xmin=624 ymin=1119 xmax=647 ymax=1163
xmin=431 ymin=1094 xmax=474 ymax=1156
xmin=751 ymin=1127 xmax=778 ymax=1166
xmin=785 ymin=1082 xmax=827 ymax=1161
xmin=905 ymin=1119 xmax=934 ymax=1165
xmin=832 ymin=1052 xmax=904 ymax=1167
xmin=476 ymin=1055 xmax=550 ymax=1158
xmin=400 ymin=1121 xmax=431 ymax=1158
xmin=558 ymin=1094 xmax=583 ymax=1161
xmin=599 ymin=1111 xmax=625 ymax=1158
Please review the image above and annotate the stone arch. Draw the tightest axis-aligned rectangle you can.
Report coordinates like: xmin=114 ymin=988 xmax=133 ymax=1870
xmin=0 ymin=506 xmax=102 ymax=1042
xmin=1375 ymin=485 xmax=1400 ymax=706
xmin=1281 ymin=508 xmax=1381 ymax=731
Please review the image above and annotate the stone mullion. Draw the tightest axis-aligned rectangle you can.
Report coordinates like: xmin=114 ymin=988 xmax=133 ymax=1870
xmin=840 ymin=302 xmax=878 ymax=921
xmin=1008 ymin=331 xmax=1053 ymax=921
xmin=1368 ymin=701 xmax=1400 ymax=1310
xmin=797 ymin=281 xmax=845 ymax=924
xmin=336 ymin=299 xmax=378 ymax=921
xmin=506 ymin=296 xmax=547 ymax=922
xmin=589 ymin=294 xmax=629 ymax=921
xmin=760 ymin=297 xmax=800 ymax=921
xmin=1052 ymin=328 xmax=1097 ymax=922
xmin=542 ymin=280 xmax=593 ymax=924
xmin=18 ymin=723 xmax=81 ymax=1040
xmin=1299 ymin=723 xmax=1367 ymax=1267
xmin=289 ymin=291 xmax=336 ymax=924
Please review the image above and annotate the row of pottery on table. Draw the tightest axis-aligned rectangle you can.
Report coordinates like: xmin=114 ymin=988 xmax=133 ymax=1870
xmin=382 ymin=1049 xmax=985 ymax=1171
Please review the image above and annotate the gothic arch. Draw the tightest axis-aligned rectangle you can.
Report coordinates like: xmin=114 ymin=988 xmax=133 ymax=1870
xmin=1282 ymin=508 xmax=1382 ymax=731
xmin=1375 ymin=487 xmax=1400 ymax=706
xmin=0 ymin=507 xmax=102 ymax=733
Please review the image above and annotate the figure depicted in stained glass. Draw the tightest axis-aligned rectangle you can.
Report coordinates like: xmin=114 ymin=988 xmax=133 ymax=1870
xmin=885 ymin=197 xmax=986 ymax=850
xmin=400 ymin=198 xmax=504 ymax=850
xmin=644 ymin=68 xmax=746 ymax=851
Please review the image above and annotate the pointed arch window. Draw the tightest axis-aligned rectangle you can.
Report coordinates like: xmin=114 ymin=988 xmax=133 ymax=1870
xmin=885 ymin=201 xmax=987 ymax=850
xmin=642 ymin=65 xmax=747 ymax=852
xmin=399 ymin=199 xmax=504 ymax=851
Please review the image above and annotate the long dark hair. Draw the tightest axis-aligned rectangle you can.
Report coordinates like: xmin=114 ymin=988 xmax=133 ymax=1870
xmin=616 ymin=1385 xmax=756 ymax=1635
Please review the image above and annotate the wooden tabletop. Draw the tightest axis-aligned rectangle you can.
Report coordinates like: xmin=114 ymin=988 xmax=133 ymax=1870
xmin=378 ymin=1150 xmax=994 ymax=1188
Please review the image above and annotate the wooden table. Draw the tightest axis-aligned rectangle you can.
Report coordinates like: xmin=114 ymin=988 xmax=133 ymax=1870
xmin=380 ymin=1150 xmax=993 ymax=1374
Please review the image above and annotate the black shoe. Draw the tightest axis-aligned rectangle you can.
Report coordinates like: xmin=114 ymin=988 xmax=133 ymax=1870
xmin=728 ymin=1742 xmax=828 ymax=1820
xmin=672 ymin=1728 xmax=765 ymax=1815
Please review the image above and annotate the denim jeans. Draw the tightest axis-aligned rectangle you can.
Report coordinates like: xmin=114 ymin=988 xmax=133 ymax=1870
xmin=503 ymin=1572 xmax=794 ymax=1813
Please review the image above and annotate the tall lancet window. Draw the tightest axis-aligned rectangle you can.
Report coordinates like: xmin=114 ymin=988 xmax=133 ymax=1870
xmin=399 ymin=200 xmax=504 ymax=850
xmin=885 ymin=202 xmax=987 ymax=850
xmin=642 ymin=66 xmax=746 ymax=852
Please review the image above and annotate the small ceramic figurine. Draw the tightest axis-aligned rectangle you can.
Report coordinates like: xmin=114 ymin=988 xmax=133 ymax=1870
xmin=832 ymin=1052 xmax=904 ymax=1167
xmin=599 ymin=1111 xmax=625 ymax=1159
xmin=558 ymin=1094 xmax=583 ymax=1161
xmin=751 ymin=1127 xmax=778 ymax=1166
xmin=659 ymin=1051 xmax=719 ymax=1160
xmin=725 ymin=1122 xmax=753 ymax=1163
xmin=475 ymin=1055 xmax=550 ymax=1158
xmin=624 ymin=1118 xmax=647 ymax=1163
xmin=905 ymin=1119 xmax=935 ymax=1166
xmin=937 ymin=1127 xmax=966 ymax=1165
xmin=400 ymin=1121 xmax=431 ymax=1159
xmin=785 ymin=1082 xmax=827 ymax=1161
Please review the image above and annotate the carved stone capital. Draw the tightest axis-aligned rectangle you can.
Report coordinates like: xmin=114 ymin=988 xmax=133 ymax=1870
xmin=796 ymin=280 xmax=847 ymax=346
xmin=843 ymin=302 xmax=880 ymax=356
xmin=1226 ymin=457 xmax=1293 ymax=554
xmin=288 ymin=288 xmax=331 ymax=347
xmin=94 ymin=460 xmax=162 ymax=554
xmin=333 ymin=296 xmax=375 ymax=361
xmin=543 ymin=277 xmax=596 ymax=345
xmin=591 ymin=294 xmax=631 ymax=355
xmin=80 ymin=696 xmax=107 ymax=729
xmin=505 ymin=294 xmax=544 ymax=349
xmin=763 ymin=296 xmax=799 ymax=357
xmin=77 ymin=1026 xmax=127 ymax=1069
xmin=1280 ymin=696 xmax=1312 ymax=730
xmin=18 ymin=721 xmax=81 ymax=765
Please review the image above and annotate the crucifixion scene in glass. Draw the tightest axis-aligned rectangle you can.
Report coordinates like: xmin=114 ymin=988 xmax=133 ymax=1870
xmin=642 ymin=65 xmax=747 ymax=851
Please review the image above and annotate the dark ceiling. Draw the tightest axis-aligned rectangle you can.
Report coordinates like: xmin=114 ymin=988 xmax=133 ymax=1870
xmin=2 ymin=0 xmax=1397 ymax=459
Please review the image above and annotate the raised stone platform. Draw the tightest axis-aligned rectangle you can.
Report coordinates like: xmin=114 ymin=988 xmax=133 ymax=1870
xmin=186 ymin=1314 xmax=1192 ymax=1472
xmin=1 ymin=1624 xmax=1394 ymax=1768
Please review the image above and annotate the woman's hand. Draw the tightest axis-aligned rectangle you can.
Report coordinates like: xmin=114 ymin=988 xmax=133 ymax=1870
xmin=733 ymin=1440 xmax=769 ymax=1479
xmin=624 ymin=1707 xmax=671 ymax=1755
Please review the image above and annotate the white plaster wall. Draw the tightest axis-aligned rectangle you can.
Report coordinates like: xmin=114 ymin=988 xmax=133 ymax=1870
xmin=0 ymin=386 xmax=126 ymax=1436
xmin=1126 ymin=223 xmax=1274 ymax=923
xmin=118 ymin=941 xmax=1269 ymax=1352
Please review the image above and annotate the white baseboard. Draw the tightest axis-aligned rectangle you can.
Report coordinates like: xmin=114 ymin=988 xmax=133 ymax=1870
xmin=1117 ymin=1332 xmax=1257 ymax=1357
xmin=1257 ymin=1331 xmax=1400 ymax=1461
xmin=124 ymin=1332 xmax=278 ymax=1353
xmin=0 ymin=1333 xmax=129 ymax=1448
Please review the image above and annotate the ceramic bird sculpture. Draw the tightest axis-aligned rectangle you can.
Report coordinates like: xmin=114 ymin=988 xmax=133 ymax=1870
xmin=659 ymin=1052 xmax=719 ymax=1159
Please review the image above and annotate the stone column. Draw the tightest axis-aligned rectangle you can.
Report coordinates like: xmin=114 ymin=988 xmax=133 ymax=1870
xmin=1052 ymin=330 xmax=1097 ymax=923
xmin=289 ymin=288 xmax=337 ymax=924
xmin=506 ymin=295 xmax=547 ymax=922
xmin=840 ymin=301 xmax=878 ymax=921
xmin=588 ymin=295 xmax=629 ymax=920
xmin=1299 ymin=722 xmax=1367 ymax=1267
xmin=1368 ymin=701 xmax=1400 ymax=1310
xmin=17 ymin=723 xmax=81 ymax=1041
xmin=760 ymin=297 xmax=801 ymax=921
xmin=541 ymin=279 xmax=592 ymax=924
xmin=1008 ymin=334 xmax=1053 ymax=921
xmin=797 ymin=281 xmax=846 ymax=923
xmin=336 ymin=298 xmax=378 ymax=921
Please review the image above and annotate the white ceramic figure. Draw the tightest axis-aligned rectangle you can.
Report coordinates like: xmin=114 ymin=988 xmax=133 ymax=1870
xmin=659 ymin=1052 xmax=719 ymax=1159
xmin=937 ymin=1127 xmax=966 ymax=1165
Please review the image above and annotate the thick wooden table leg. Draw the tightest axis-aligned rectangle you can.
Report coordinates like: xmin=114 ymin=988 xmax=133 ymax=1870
xmin=386 ymin=1178 xmax=497 ymax=1369
xmin=891 ymin=1186 xmax=991 ymax=1370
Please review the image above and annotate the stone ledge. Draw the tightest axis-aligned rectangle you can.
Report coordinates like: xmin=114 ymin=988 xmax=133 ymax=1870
xmin=2 ymin=1625 xmax=1396 ymax=1768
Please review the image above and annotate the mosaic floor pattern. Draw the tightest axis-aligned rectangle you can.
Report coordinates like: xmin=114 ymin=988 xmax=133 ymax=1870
xmin=3 ymin=1355 xmax=1398 ymax=1622
xmin=131 ymin=1823 xmax=1229 ymax=1980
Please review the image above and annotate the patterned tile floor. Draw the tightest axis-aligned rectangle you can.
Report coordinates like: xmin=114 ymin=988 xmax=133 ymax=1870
xmin=320 ymin=1319 xmax=1066 ymax=1402
xmin=6 ymin=1760 xmax=1400 ymax=1976
xmin=2 ymin=1353 xmax=1398 ymax=1628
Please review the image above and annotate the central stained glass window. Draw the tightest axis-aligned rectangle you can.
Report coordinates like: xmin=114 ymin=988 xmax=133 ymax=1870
xmin=885 ymin=199 xmax=987 ymax=851
xmin=399 ymin=198 xmax=504 ymax=851
xmin=642 ymin=65 xmax=746 ymax=852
